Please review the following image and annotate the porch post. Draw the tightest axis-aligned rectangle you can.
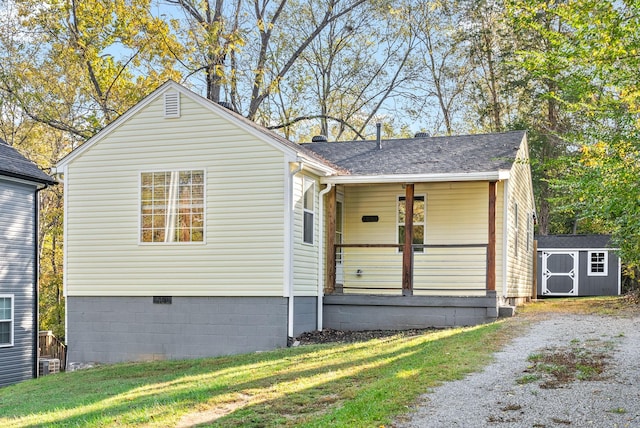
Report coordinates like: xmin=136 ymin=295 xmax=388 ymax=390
xmin=403 ymin=184 xmax=414 ymax=296
xmin=325 ymin=186 xmax=337 ymax=294
xmin=487 ymin=181 xmax=497 ymax=291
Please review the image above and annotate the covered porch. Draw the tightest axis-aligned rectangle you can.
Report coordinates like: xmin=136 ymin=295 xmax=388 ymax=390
xmin=321 ymin=180 xmax=501 ymax=329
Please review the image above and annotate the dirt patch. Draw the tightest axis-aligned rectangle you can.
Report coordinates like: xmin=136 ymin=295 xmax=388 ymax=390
xmin=520 ymin=340 xmax=611 ymax=389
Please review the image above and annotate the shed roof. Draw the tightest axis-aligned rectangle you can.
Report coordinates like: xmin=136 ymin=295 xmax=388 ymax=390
xmin=536 ymin=234 xmax=613 ymax=249
xmin=302 ymin=131 xmax=526 ymax=176
xmin=0 ymin=139 xmax=56 ymax=186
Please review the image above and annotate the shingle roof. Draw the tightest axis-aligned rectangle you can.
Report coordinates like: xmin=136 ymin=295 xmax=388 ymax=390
xmin=302 ymin=130 xmax=526 ymax=175
xmin=0 ymin=139 xmax=56 ymax=185
xmin=536 ymin=234 xmax=613 ymax=249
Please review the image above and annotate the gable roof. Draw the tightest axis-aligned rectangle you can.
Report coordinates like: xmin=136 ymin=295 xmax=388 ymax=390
xmin=56 ymin=80 xmax=342 ymax=176
xmin=303 ymin=131 xmax=526 ymax=183
xmin=0 ymin=139 xmax=56 ymax=186
xmin=536 ymin=234 xmax=614 ymax=250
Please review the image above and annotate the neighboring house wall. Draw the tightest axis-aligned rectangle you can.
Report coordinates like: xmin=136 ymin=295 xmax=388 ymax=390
xmin=63 ymin=88 xmax=295 ymax=363
xmin=0 ymin=179 xmax=37 ymax=387
xmin=504 ymin=138 xmax=536 ymax=300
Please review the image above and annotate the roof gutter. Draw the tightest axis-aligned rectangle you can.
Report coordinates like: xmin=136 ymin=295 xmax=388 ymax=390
xmin=321 ymin=170 xmax=510 ymax=185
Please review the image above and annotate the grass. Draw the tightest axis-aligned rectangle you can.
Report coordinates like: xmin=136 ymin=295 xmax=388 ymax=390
xmin=0 ymin=296 xmax=636 ymax=427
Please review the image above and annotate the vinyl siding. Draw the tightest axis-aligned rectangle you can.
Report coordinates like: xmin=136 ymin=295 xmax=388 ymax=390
xmin=339 ymin=181 xmax=491 ymax=296
xmin=65 ymin=92 xmax=288 ymax=296
xmin=504 ymin=136 xmax=535 ymax=298
xmin=0 ymin=179 xmax=37 ymax=386
xmin=292 ymin=173 xmax=320 ymax=296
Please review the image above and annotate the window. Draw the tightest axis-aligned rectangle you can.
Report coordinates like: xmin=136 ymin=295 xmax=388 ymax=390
xmin=0 ymin=296 xmax=13 ymax=347
xmin=588 ymin=251 xmax=608 ymax=276
xmin=140 ymin=170 xmax=204 ymax=243
xmin=514 ymin=202 xmax=519 ymax=257
xmin=398 ymin=195 xmax=425 ymax=252
xmin=303 ymin=178 xmax=315 ymax=244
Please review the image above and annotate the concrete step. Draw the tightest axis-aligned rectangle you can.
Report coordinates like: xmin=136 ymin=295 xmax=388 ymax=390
xmin=498 ymin=306 xmax=516 ymax=318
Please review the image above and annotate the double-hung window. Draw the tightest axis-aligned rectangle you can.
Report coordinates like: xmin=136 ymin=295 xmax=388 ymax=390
xmin=397 ymin=195 xmax=425 ymax=252
xmin=0 ymin=296 xmax=13 ymax=347
xmin=303 ymin=178 xmax=315 ymax=244
xmin=140 ymin=170 xmax=205 ymax=243
xmin=588 ymin=251 xmax=608 ymax=276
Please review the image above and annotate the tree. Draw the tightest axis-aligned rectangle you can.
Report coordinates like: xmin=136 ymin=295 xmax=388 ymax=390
xmin=166 ymin=0 xmax=370 ymax=122
xmin=0 ymin=0 xmax=184 ymax=337
xmin=265 ymin=0 xmax=417 ymax=141
xmin=508 ymin=0 xmax=640 ymax=264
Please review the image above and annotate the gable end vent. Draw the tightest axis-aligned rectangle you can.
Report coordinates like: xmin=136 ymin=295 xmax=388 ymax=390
xmin=164 ymin=92 xmax=180 ymax=118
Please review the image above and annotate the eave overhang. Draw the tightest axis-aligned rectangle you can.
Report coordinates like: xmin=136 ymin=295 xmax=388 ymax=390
xmin=320 ymin=170 xmax=510 ymax=185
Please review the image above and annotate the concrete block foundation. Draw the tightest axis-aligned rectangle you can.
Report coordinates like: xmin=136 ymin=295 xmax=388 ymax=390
xmin=66 ymin=296 xmax=288 ymax=365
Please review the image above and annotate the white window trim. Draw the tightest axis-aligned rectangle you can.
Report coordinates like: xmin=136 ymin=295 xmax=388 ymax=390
xmin=396 ymin=194 xmax=426 ymax=254
xmin=588 ymin=251 xmax=608 ymax=276
xmin=302 ymin=177 xmax=315 ymax=245
xmin=0 ymin=295 xmax=14 ymax=348
xmin=138 ymin=169 xmax=206 ymax=245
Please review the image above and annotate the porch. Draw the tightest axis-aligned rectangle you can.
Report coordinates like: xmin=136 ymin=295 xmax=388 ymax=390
xmin=320 ymin=182 xmax=501 ymax=329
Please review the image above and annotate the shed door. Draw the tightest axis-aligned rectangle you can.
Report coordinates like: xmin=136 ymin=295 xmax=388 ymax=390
xmin=541 ymin=251 xmax=578 ymax=296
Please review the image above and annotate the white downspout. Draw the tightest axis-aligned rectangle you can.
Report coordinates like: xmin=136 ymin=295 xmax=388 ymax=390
xmin=287 ymin=161 xmax=304 ymax=339
xmin=317 ymin=183 xmax=333 ymax=331
xmin=502 ymin=179 xmax=510 ymax=299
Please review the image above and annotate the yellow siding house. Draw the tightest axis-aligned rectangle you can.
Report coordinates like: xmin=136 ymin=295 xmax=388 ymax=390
xmin=57 ymin=81 xmax=535 ymax=364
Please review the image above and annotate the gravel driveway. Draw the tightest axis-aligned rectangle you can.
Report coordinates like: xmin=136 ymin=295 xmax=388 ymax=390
xmin=394 ymin=313 xmax=640 ymax=428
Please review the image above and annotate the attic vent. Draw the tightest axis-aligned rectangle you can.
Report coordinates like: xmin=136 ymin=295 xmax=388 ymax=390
xmin=414 ymin=132 xmax=430 ymax=138
xmin=164 ymin=92 xmax=180 ymax=118
xmin=312 ymin=135 xmax=328 ymax=142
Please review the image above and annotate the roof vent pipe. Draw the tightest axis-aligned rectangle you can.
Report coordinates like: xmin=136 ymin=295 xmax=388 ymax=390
xmin=376 ymin=123 xmax=382 ymax=150
xmin=311 ymin=135 xmax=328 ymax=142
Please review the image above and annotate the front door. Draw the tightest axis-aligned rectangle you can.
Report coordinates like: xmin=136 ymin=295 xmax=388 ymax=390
xmin=541 ymin=251 xmax=578 ymax=296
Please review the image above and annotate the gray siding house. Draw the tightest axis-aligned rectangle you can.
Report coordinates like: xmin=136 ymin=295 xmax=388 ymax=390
xmin=536 ymin=235 xmax=621 ymax=297
xmin=0 ymin=139 xmax=56 ymax=387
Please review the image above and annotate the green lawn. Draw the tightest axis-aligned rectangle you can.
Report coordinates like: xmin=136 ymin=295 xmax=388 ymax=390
xmin=0 ymin=297 xmax=633 ymax=427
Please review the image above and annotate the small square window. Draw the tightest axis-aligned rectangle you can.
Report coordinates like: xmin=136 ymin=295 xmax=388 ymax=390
xmin=588 ymin=251 xmax=608 ymax=276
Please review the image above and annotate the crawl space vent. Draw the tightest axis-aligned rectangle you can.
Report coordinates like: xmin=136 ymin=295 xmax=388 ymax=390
xmin=164 ymin=92 xmax=180 ymax=118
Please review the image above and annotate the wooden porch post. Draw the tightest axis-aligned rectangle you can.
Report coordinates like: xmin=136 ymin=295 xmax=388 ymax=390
xmin=403 ymin=184 xmax=414 ymax=296
xmin=487 ymin=181 xmax=497 ymax=291
xmin=325 ymin=186 xmax=337 ymax=294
